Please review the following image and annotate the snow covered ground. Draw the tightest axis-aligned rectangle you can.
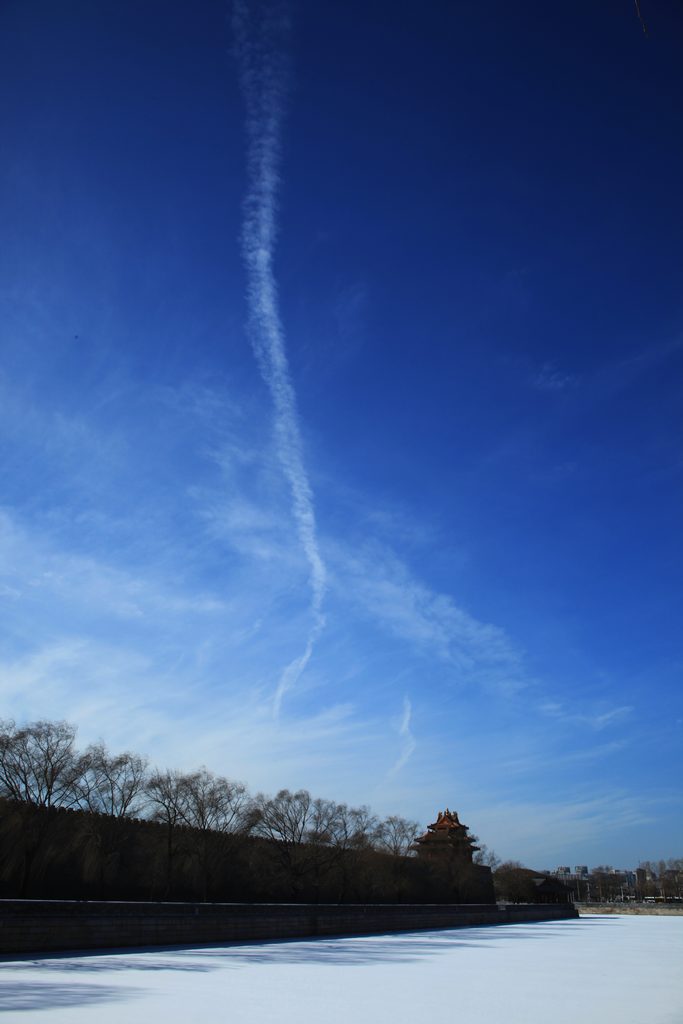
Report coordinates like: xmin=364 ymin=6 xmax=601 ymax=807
xmin=1 ymin=915 xmax=681 ymax=1023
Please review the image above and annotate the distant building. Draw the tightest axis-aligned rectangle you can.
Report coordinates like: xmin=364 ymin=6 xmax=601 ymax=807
xmin=530 ymin=875 xmax=575 ymax=904
xmin=496 ymin=865 xmax=575 ymax=904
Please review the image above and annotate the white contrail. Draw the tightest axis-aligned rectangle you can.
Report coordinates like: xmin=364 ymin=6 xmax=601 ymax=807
xmin=233 ymin=0 xmax=326 ymax=716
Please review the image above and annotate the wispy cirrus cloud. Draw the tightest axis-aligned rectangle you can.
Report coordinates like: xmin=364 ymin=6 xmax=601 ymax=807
xmin=501 ymin=739 xmax=629 ymax=776
xmin=233 ymin=0 xmax=326 ymax=717
xmin=0 ymin=635 xmax=388 ymax=799
xmin=388 ymin=696 xmax=417 ymax=777
xmin=0 ymin=346 xmax=656 ymax=860
xmin=0 ymin=509 xmax=227 ymax=622
xmin=0 ymin=508 xmax=393 ymax=800
xmin=473 ymin=790 xmax=669 ymax=865
xmin=533 ymin=362 xmax=578 ymax=392
xmin=538 ymin=700 xmax=634 ymax=731
xmin=330 ymin=540 xmax=528 ymax=695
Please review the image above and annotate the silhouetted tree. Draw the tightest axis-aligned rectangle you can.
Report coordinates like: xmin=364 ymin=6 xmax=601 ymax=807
xmin=473 ymin=842 xmax=501 ymax=870
xmin=0 ymin=719 xmax=83 ymax=808
xmin=75 ymin=743 xmax=149 ymax=896
xmin=77 ymin=743 xmax=148 ymax=817
xmin=328 ymin=804 xmax=379 ymax=901
xmin=372 ymin=815 xmax=419 ymax=901
xmin=0 ymin=716 xmax=518 ymax=905
xmin=493 ymin=861 xmax=532 ymax=903
xmin=0 ymin=719 xmax=85 ymax=894
xmin=374 ymin=814 xmax=419 ymax=857
xmin=145 ymin=769 xmax=193 ymax=897
xmin=253 ymin=789 xmax=315 ymax=896
xmin=179 ymin=769 xmax=252 ymax=900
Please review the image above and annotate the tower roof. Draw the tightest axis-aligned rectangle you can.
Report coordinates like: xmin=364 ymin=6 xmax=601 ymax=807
xmin=413 ymin=807 xmax=479 ymax=859
xmin=429 ymin=808 xmax=465 ymax=832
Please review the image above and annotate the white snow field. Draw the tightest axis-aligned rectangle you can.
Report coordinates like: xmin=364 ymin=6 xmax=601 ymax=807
xmin=1 ymin=915 xmax=682 ymax=1023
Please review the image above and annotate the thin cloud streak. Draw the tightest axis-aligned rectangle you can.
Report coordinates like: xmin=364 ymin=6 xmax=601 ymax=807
xmin=501 ymin=740 xmax=628 ymax=776
xmin=390 ymin=696 xmax=417 ymax=775
xmin=233 ymin=0 xmax=326 ymax=716
xmin=474 ymin=791 xmax=655 ymax=864
xmin=0 ymin=638 xmax=384 ymax=798
xmin=538 ymin=700 xmax=634 ymax=731
xmin=331 ymin=539 xmax=528 ymax=695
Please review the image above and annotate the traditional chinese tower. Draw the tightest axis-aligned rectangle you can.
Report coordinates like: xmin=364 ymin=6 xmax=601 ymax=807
xmin=413 ymin=808 xmax=479 ymax=862
xmin=413 ymin=807 xmax=495 ymax=904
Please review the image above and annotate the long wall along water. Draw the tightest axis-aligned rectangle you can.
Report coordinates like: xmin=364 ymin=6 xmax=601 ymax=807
xmin=0 ymin=900 xmax=577 ymax=955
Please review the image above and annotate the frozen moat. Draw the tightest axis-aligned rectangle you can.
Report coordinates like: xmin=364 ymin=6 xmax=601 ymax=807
xmin=0 ymin=914 xmax=681 ymax=1023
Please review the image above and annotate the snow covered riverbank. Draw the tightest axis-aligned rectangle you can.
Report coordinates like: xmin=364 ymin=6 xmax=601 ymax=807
xmin=1 ymin=915 xmax=681 ymax=1023
xmin=578 ymin=903 xmax=683 ymax=915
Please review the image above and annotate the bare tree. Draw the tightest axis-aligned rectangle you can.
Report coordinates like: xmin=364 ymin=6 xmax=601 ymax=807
xmin=253 ymin=788 xmax=315 ymax=896
xmin=180 ymin=768 xmax=252 ymax=834
xmin=77 ymin=743 xmax=148 ymax=818
xmin=374 ymin=814 xmax=419 ymax=857
xmin=0 ymin=719 xmax=83 ymax=808
xmin=179 ymin=768 xmax=252 ymax=900
xmin=254 ymin=788 xmax=313 ymax=845
xmin=371 ymin=814 xmax=420 ymax=902
xmin=74 ymin=743 xmax=149 ymax=897
xmin=307 ymin=797 xmax=343 ymax=845
xmin=145 ymin=768 xmax=193 ymax=897
xmin=473 ymin=843 xmax=501 ymax=870
xmin=327 ymin=803 xmax=379 ymax=900
xmin=0 ymin=719 xmax=86 ymax=895
xmin=327 ymin=804 xmax=379 ymax=853
xmin=664 ymin=859 xmax=683 ymax=899
xmin=304 ymin=797 xmax=346 ymax=900
xmin=492 ymin=861 xmax=535 ymax=903
xmin=349 ymin=806 xmax=381 ymax=848
xmin=252 ymin=792 xmax=387 ymax=899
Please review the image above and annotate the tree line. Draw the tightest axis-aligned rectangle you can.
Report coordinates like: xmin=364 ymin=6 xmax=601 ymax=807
xmin=490 ymin=861 xmax=683 ymax=905
xmin=0 ymin=717 xmax=471 ymax=904
xmin=635 ymin=861 xmax=683 ymax=900
xmin=570 ymin=862 xmax=683 ymax=902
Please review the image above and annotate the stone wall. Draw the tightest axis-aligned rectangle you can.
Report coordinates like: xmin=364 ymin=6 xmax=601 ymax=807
xmin=0 ymin=900 xmax=577 ymax=955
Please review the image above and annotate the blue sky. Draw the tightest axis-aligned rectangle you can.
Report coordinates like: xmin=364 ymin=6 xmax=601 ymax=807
xmin=1 ymin=0 xmax=682 ymax=867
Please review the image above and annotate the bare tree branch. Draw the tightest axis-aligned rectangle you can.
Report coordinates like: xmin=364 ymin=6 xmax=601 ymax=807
xmin=77 ymin=743 xmax=148 ymax=818
xmin=0 ymin=719 xmax=83 ymax=808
